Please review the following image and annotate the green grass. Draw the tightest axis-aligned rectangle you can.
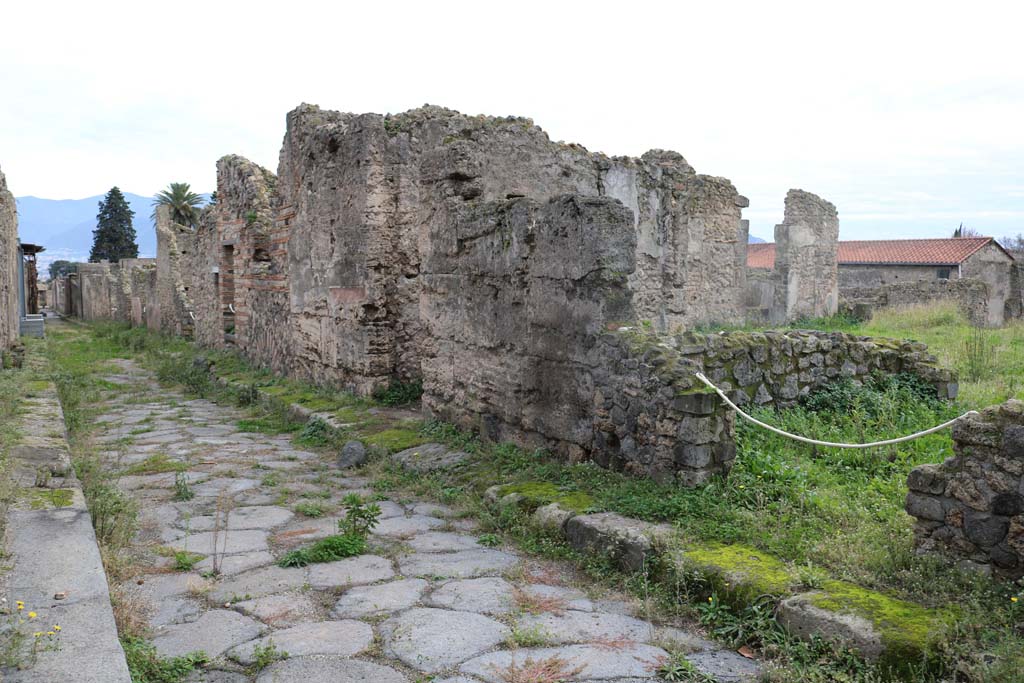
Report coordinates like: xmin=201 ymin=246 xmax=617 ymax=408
xmin=122 ymin=636 xmax=208 ymax=683
xmin=277 ymin=533 xmax=366 ymax=567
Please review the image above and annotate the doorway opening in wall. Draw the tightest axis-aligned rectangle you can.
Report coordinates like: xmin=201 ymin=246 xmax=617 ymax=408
xmin=222 ymin=244 xmax=236 ymax=343
xmin=937 ymin=267 xmax=951 ymax=280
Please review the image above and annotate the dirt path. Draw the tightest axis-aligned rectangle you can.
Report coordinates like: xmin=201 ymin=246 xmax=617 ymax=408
xmin=90 ymin=357 xmax=758 ymax=682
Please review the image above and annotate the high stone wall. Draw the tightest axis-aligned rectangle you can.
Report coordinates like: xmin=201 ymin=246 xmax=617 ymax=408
xmin=0 ymin=166 xmax=18 ymax=353
xmin=420 ymin=194 xmax=636 ymax=462
xmin=268 ymin=104 xmax=749 ymax=393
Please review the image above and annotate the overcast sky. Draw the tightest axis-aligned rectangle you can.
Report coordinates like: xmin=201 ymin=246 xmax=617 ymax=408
xmin=1 ymin=0 xmax=1022 ymax=241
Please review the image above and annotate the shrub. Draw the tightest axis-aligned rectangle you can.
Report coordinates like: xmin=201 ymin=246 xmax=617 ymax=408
xmin=373 ymin=379 xmax=424 ymax=406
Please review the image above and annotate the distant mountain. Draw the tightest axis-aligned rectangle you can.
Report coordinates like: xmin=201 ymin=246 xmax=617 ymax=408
xmin=748 ymin=235 xmax=766 ymax=243
xmin=15 ymin=192 xmax=209 ymax=275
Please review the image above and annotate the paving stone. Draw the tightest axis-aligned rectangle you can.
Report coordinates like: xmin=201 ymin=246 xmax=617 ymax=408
xmin=652 ymin=626 xmax=718 ymax=653
xmin=332 ymin=578 xmax=428 ymax=617
xmin=229 ymin=620 xmax=373 ymax=664
xmin=184 ymin=670 xmax=250 ymax=683
xmin=153 ymin=609 xmax=264 ymax=659
xmin=191 ymin=477 xmax=260 ymax=497
xmin=196 ymin=550 xmax=276 ymax=576
xmin=412 ymin=502 xmax=455 ymax=517
xmin=517 ymin=583 xmax=594 ymax=612
xmin=373 ymin=500 xmax=407 ymax=518
xmin=400 ymin=548 xmax=519 ymax=578
xmin=274 ymin=517 xmax=341 ymax=546
xmin=393 ymin=443 xmax=471 ymax=473
xmin=337 ymin=440 xmax=367 ymax=469
xmin=209 ymin=565 xmax=309 ymax=604
xmin=128 ymin=572 xmax=212 ymax=602
xmin=460 ymin=643 xmax=669 ymax=682
xmin=256 ymin=656 xmax=408 ymax=683
xmin=167 ymin=529 xmax=269 ymax=555
xmin=407 ymin=531 xmax=483 ymax=552
xmin=381 ymin=607 xmax=510 ymax=673
xmin=234 ymin=592 xmax=318 ymax=627
xmin=372 ymin=514 xmax=445 ymax=537
xmin=307 ymin=554 xmax=395 ymax=589
xmin=181 ymin=505 xmax=294 ymax=531
xmin=687 ymin=649 xmax=763 ymax=682
xmin=150 ymin=596 xmax=203 ymax=627
xmin=515 ymin=609 xmax=655 ymax=645
xmin=427 ymin=577 xmax=515 ymax=615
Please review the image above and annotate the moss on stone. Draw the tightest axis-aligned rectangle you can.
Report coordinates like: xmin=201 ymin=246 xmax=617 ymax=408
xmin=809 ymin=580 xmax=948 ymax=672
xmin=363 ymin=428 xmax=428 ymax=453
xmin=680 ymin=542 xmax=797 ymax=601
xmin=27 ymin=488 xmax=74 ymax=509
xmin=25 ymin=380 xmax=50 ymax=393
xmin=496 ymin=481 xmax=595 ymax=513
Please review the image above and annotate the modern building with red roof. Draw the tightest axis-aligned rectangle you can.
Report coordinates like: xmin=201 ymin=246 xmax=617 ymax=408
xmin=748 ymin=236 xmax=1018 ymax=325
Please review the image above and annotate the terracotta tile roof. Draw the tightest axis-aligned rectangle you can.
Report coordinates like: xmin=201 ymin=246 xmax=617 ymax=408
xmin=747 ymin=237 xmax=1000 ymax=269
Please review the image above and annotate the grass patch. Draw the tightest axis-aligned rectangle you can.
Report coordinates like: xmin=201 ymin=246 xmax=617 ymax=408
xmin=362 ymin=427 xmax=427 ymax=453
xmin=277 ymin=533 xmax=366 ymax=567
xmin=122 ymin=636 xmax=208 ymax=683
xmin=122 ymin=453 xmax=186 ymax=476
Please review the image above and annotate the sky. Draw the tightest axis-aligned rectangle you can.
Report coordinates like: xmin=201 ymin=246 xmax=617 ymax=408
xmin=1 ymin=0 xmax=1022 ymax=241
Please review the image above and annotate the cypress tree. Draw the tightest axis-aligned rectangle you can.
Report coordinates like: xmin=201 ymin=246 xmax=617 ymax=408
xmin=89 ymin=187 xmax=138 ymax=262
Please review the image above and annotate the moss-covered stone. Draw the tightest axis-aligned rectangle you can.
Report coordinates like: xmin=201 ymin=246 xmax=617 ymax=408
xmin=496 ymin=481 xmax=595 ymax=513
xmin=363 ymin=428 xmax=428 ymax=453
xmin=808 ymin=580 xmax=949 ymax=673
xmin=676 ymin=542 xmax=797 ymax=602
xmin=27 ymin=488 xmax=74 ymax=509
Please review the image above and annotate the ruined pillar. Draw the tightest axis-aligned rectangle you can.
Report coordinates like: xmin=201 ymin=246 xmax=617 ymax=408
xmin=772 ymin=189 xmax=839 ymax=322
xmin=0 ymin=166 xmax=18 ymax=351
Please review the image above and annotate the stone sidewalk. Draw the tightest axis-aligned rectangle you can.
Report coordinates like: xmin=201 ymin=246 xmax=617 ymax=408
xmin=93 ymin=359 xmax=760 ymax=682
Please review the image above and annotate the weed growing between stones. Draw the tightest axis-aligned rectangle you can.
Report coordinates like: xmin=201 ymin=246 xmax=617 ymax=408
xmin=121 ymin=637 xmax=208 ymax=683
xmin=172 ymin=471 xmax=193 ymax=501
xmin=372 ymin=378 xmax=424 ymax=406
xmin=656 ymin=652 xmax=715 ymax=682
xmin=249 ymin=639 xmax=288 ymax=672
xmin=0 ymin=600 xmax=62 ymax=670
xmin=278 ymin=494 xmax=381 ymax=567
xmin=491 ymin=654 xmax=583 ymax=683
xmin=294 ymin=501 xmax=326 ymax=517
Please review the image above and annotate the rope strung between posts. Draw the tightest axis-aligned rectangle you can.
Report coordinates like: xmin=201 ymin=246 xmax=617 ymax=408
xmin=693 ymin=372 xmax=977 ymax=449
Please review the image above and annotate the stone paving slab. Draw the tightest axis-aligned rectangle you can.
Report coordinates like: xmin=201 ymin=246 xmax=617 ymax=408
xmin=381 ymin=607 xmax=511 ymax=673
xmin=228 ymin=620 xmax=373 ymax=664
xmin=399 ymin=548 xmax=519 ymax=578
xmin=460 ymin=643 xmax=669 ymax=681
xmin=332 ymin=578 xmax=428 ymax=617
xmin=256 ymin=657 xmax=408 ymax=683
xmin=152 ymin=609 xmax=264 ymax=658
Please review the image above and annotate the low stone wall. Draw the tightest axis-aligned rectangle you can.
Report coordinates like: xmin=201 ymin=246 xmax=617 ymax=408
xmin=906 ymin=400 xmax=1024 ymax=579
xmin=841 ymin=278 xmax=990 ymax=327
xmin=664 ymin=328 xmax=957 ymax=407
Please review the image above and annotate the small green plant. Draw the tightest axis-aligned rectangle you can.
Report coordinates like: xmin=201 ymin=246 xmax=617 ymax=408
xmin=963 ymin=325 xmax=990 ymax=382
xmin=506 ymin=623 xmax=551 ymax=648
xmin=477 ymin=533 xmax=501 ymax=547
xmin=294 ymin=502 xmax=326 ymax=518
xmin=295 ymin=417 xmax=332 ymax=447
xmin=250 ymin=639 xmax=288 ymax=671
xmin=277 ymin=534 xmax=366 ymax=568
xmin=172 ymin=551 xmax=203 ymax=572
xmin=173 ymin=471 xmax=194 ymax=502
xmin=261 ymin=473 xmax=281 ymax=487
xmin=122 ymin=636 xmax=208 ymax=683
xmin=338 ymin=494 xmax=382 ymax=537
xmin=657 ymin=652 xmax=714 ymax=682
xmin=236 ymin=383 xmax=260 ymax=407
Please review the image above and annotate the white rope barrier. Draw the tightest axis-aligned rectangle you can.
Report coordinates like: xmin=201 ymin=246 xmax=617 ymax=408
xmin=694 ymin=372 xmax=976 ymax=449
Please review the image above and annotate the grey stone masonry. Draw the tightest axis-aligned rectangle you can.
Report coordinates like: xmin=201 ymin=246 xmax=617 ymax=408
xmin=906 ymin=399 xmax=1024 ymax=579
xmin=0 ymin=165 xmax=18 ymax=354
xmin=772 ymin=189 xmax=839 ymax=323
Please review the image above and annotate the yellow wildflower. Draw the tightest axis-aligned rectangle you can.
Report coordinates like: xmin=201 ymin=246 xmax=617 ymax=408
xmin=708 ymin=597 xmax=713 ymax=602
xmin=47 ymin=631 xmax=55 ymax=636
xmin=1012 ymin=597 xmax=1019 ymax=603
xmin=53 ymin=625 xmax=61 ymax=632
xmin=28 ymin=611 xmax=37 ymax=619
xmin=33 ymin=632 xmax=43 ymax=638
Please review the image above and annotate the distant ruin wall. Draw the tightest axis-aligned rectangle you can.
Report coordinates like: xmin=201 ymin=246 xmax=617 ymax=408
xmin=154 ymin=206 xmax=195 ymax=337
xmin=0 ymin=166 xmax=18 ymax=352
xmin=772 ymin=190 xmax=839 ymax=322
xmin=841 ymin=279 xmax=990 ymax=327
xmin=907 ymin=400 xmax=1024 ymax=579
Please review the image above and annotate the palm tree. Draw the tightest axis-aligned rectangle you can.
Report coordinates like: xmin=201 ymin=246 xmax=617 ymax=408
xmin=152 ymin=182 xmax=204 ymax=227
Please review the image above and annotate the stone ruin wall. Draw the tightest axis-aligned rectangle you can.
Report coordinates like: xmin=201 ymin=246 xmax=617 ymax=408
xmin=0 ymin=166 xmax=18 ymax=353
xmin=419 ymin=193 xmax=638 ymax=464
xmin=906 ymin=400 xmax=1024 ymax=579
xmin=772 ymin=190 xmax=839 ymax=322
xmin=841 ymin=278 xmax=990 ymax=327
xmin=745 ymin=189 xmax=839 ymax=324
xmin=55 ymin=103 xmax=960 ymax=487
